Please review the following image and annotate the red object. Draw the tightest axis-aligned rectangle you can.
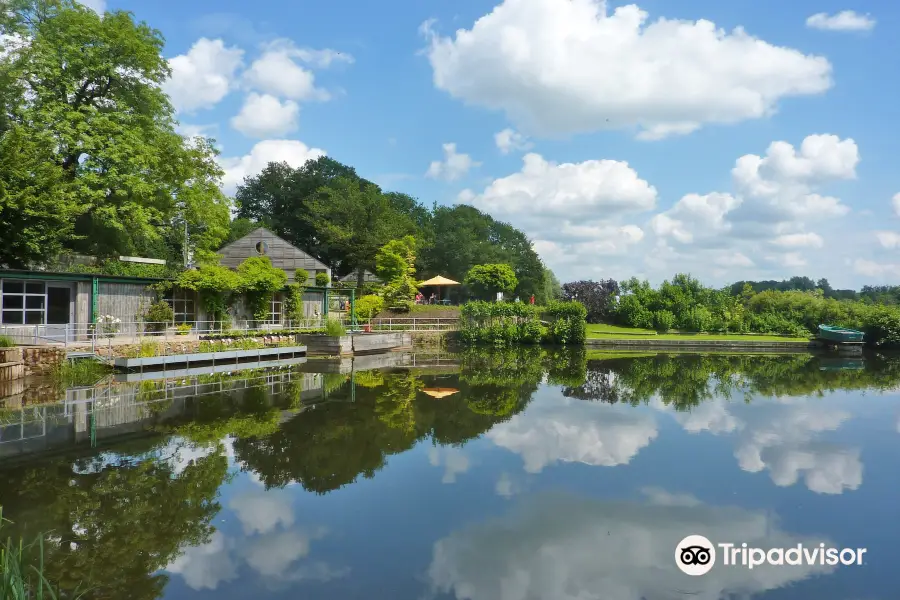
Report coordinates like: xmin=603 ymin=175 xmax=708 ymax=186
xmin=363 ymin=324 xmax=372 ymax=333
xmin=529 ymin=295 xmax=535 ymax=305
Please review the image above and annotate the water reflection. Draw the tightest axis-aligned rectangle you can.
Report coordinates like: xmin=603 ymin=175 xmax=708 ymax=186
xmin=0 ymin=349 xmax=897 ymax=599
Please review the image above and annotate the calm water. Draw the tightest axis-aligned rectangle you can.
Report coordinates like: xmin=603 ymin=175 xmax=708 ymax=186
xmin=1 ymin=349 xmax=900 ymax=600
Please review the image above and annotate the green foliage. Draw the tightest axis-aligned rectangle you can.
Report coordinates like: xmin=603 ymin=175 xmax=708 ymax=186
xmin=294 ymin=268 xmax=310 ymax=285
xmin=141 ymin=300 xmax=173 ymax=332
xmin=284 ymin=283 xmax=305 ymax=324
xmin=652 ymin=309 xmax=675 ymax=332
xmin=459 ymin=301 xmax=544 ymax=347
xmin=464 ymin=263 xmax=518 ymax=301
xmin=376 ymin=235 xmax=419 ymax=311
xmin=175 ymin=323 xmax=192 ymax=336
xmin=315 ymin=272 xmax=330 ymax=287
xmin=62 ymin=259 xmax=171 ymax=278
xmin=354 ymin=295 xmax=384 ymax=322
xmin=1 ymin=0 xmax=230 ymax=265
xmin=236 ymin=256 xmax=288 ymax=322
xmin=1 ymin=516 xmax=87 ymax=599
xmin=0 ymin=335 xmax=14 ymax=348
xmin=175 ymin=263 xmax=242 ymax=324
xmin=324 ymin=317 xmax=346 ymax=336
xmin=542 ymin=300 xmax=588 ymax=345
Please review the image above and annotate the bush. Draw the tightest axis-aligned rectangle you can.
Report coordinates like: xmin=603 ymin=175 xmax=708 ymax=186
xmin=237 ymin=257 xmax=288 ymax=323
xmin=142 ymin=300 xmax=174 ymax=333
xmin=315 ymin=272 xmax=330 ymax=287
xmin=284 ymin=283 xmax=305 ymax=324
xmin=543 ymin=300 xmax=588 ymax=345
xmin=354 ymin=295 xmax=384 ymax=322
xmin=0 ymin=334 xmax=15 ymax=347
xmin=653 ymin=310 xmax=675 ymax=332
xmin=295 ymin=268 xmax=310 ymax=285
xmin=324 ymin=317 xmax=346 ymax=336
xmin=175 ymin=323 xmax=192 ymax=336
xmin=459 ymin=301 xmax=540 ymax=347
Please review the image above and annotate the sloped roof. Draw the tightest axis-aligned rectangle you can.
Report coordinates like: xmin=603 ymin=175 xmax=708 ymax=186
xmin=217 ymin=227 xmax=328 ymax=276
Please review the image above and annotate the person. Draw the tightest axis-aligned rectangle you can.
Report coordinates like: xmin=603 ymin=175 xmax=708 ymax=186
xmin=529 ymin=295 xmax=535 ymax=305
xmin=429 ymin=292 xmax=436 ymax=304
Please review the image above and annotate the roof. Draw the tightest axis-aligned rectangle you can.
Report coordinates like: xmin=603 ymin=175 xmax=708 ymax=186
xmin=420 ymin=275 xmax=460 ymax=286
xmin=339 ymin=270 xmax=382 ymax=283
xmin=217 ymin=227 xmax=328 ymax=280
xmin=0 ymin=269 xmax=164 ymax=284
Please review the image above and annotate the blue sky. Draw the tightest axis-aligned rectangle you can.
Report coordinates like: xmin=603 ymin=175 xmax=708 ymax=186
xmin=87 ymin=0 xmax=897 ymax=289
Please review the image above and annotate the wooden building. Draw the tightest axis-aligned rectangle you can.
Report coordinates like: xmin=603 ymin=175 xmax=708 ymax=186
xmin=217 ymin=227 xmax=331 ymax=286
xmin=338 ymin=269 xmax=382 ymax=286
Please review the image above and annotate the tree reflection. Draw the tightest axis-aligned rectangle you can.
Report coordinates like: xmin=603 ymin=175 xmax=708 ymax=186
xmin=0 ymin=437 xmax=228 ymax=600
xmin=564 ymin=352 xmax=900 ymax=410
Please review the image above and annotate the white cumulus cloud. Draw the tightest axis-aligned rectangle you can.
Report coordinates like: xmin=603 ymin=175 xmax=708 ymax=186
xmin=426 ymin=143 xmax=480 ymax=181
xmin=494 ymin=128 xmax=532 ymax=154
xmin=219 ymin=139 xmax=325 ymax=195
xmin=875 ymin=231 xmax=900 ymax=249
xmin=771 ymin=232 xmax=825 ymax=248
xmin=892 ymin=193 xmax=900 ymax=216
xmin=422 ymin=0 xmax=832 ymax=139
xmin=243 ymin=39 xmax=349 ymax=101
xmin=230 ymin=93 xmax=300 ymax=138
xmin=806 ymin=11 xmax=876 ymax=32
xmin=164 ymin=38 xmax=244 ymax=113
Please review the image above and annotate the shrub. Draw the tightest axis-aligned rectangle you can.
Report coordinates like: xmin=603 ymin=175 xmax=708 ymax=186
xmin=295 ymin=268 xmax=310 ymax=285
xmin=543 ymin=300 xmax=588 ymax=345
xmin=0 ymin=334 xmax=15 ymax=347
xmin=175 ymin=264 xmax=242 ymax=325
xmin=324 ymin=317 xmax=346 ymax=336
xmin=459 ymin=301 xmax=540 ymax=347
xmin=315 ymin=272 xmax=330 ymax=287
xmin=354 ymin=295 xmax=384 ymax=322
xmin=284 ymin=283 xmax=305 ymax=324
xmin=653 ymin=310 xmax=675 ymax=332
xmin=175 ymin=323 xmax=192 ymax=336
xmin=142 ymin=300 xmax=174 ymax=333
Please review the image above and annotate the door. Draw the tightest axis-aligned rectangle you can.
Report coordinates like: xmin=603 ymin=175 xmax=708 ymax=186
xmin=46 ymin=284 xmax=73 ymax=342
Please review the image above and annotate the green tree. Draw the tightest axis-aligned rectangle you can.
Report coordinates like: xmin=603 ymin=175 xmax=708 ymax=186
xmin=376 ymin=236 xmax=418 ymax=310
xmin=1 ymin=0 xmax=229 ymax=264
xmin=234 ymin=157 xmax=376 ymax=266
xmin=305 ymin=177 xmax=416 ymax=285
xmin=464 ymin=263 xmax=518 ymax=301
xmin=175 ymin=263 xmax=243 ymax=325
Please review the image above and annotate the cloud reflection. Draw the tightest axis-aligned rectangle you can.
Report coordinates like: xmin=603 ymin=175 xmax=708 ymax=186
xmin=428 ymin=489 xmax=835 ymax=600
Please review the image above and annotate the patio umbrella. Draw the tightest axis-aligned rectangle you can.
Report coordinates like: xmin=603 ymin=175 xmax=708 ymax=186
xmin=419 ymin=275 xmax=460 ymax=303
xmin=422 ymin=388 xmax=459 ymax=399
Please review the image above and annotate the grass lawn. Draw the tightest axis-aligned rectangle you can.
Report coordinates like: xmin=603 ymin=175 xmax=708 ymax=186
xmin=586 ymin=323 xmax=810 ymax=343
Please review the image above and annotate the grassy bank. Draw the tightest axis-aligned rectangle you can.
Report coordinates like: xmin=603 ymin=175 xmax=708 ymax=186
xmin=50 ymin=359 xmax=113 ymax=388
xmin=586 ymin=323 xmax=811 ymax=343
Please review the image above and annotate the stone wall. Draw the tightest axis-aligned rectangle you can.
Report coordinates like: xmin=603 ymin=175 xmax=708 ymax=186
xmin=20 ymin=346 xmax=66 ymax=376
xmin=94 ymin=339 xmax=205 ymax=359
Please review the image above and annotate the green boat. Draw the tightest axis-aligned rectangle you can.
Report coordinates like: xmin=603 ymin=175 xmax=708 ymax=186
xmin=817 ymin=324 xmax=865 ymax=343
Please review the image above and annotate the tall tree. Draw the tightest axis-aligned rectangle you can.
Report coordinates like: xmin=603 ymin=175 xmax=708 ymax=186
xmin=234 ymin=157 xmax=376 ymax=266
xmin=561 ymin=280 xmax=620 ymax=323
xmin=1 ymin=0 xmax=229 ymax=265
xmin=305 ymin=177 xmax=416 ymax=285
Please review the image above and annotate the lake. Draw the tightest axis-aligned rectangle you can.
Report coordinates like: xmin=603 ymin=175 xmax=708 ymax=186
xmin=1 ymin=348 xmax=899 ymax=599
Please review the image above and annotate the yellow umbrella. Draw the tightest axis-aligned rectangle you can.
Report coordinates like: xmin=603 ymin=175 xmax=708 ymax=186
xmin=419 ymin=275 xmax=460 ymax=303
xmin=422 ymin=388 xmax=459 ymax=399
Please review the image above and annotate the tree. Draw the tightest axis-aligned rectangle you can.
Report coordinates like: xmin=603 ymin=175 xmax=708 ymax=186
xmin=376 ymin=236 xmax=418 ymax=310
xmin=305 ymin=177 xmax=416 ymax=286
xmin=1 ymin=0 xmax=230 ymax=264
xmin=464 ymin=264 xmax=518 ymax=301
xmin=561 ymin=280 xmax=619 ymax=323
xmin=226 ymin=217 xmax=258 ymax=245
xmin=234 ymin=157 xmax=376 ymax=266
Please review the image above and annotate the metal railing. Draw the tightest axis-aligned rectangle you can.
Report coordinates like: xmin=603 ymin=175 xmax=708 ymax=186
xmin=0 ymin=317 xmax=354 ymax=351
xmin=367 ymin=318 xmax=459 ymax=332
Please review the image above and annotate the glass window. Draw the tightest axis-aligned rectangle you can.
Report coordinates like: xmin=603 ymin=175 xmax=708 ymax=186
xmin=2 ymin=281 xmax=23 ymax=294
xmin=2 ymin=310 xmax=23 ymax=324
xmin=26 ymin=282 xmax=45 ymax=294
xmin=266 ymin=295 xmax=283 ymax=325
xmin=25 ymin=296 xmax=45 ymax=309
xmin=164 ymin=287 xmax=196 ymax=324
xmin=25 ymin=311 xmax=43 ymax=324
xmin=2 ymin=295 xmax=23 ymax=310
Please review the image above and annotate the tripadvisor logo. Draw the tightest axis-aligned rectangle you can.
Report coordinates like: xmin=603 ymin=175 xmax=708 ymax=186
xmin=675 ymin=535 xmax=867 ymax=576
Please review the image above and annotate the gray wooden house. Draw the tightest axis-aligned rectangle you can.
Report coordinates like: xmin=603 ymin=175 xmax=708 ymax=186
xmin=215 ymin=228 xmax=331 ymax=327
xmin=338 ymin=269 xmax=382 ymax=286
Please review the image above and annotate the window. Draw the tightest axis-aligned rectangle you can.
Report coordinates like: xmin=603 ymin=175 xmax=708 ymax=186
xmin=256 ymin=241 xmax=268 ymax=255
xmin=265 ymin=294 xmax=283 ymax=325
xmin=165 ymin=288 xmax=196 ymax=324
xmin=1 ymin=280 xmax=45 ymax=325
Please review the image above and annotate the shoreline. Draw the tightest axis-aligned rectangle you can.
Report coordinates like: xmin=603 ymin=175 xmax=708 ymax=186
xmin=585 ymin=338 xmax=823 ymax=352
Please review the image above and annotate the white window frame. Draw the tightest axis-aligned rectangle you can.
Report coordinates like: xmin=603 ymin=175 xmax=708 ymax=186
xmin=0 ymin=279 xmax=47 ymax=325
xmin=264 ymin=293 xmax=283 ymax=325
xmin=165 ymin=287 xmax=196 ymax=324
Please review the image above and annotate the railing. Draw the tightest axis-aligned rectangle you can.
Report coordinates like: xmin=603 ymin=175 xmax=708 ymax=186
xmin=0 ymin=317 xmax=354 ymax=351
xmin=367 ymin=318 xmax=459 ymax=332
